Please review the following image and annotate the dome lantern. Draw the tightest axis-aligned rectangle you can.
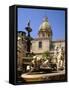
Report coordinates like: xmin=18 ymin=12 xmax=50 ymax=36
xmin=43 ymin=16 xmax=48 ymax=22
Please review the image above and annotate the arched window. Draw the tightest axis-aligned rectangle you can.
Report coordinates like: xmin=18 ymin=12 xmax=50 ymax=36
xmin=39 ymin=41 xmax=42 ymax=48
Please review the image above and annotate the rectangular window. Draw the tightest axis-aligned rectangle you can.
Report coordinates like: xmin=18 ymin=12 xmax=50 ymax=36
xmin=39 ymin=41 xmax=42 ymax=48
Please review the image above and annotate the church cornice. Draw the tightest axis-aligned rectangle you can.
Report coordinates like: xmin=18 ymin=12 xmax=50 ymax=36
xmin=31 ymin=37 xmax=50 ymax=41
xmin=33 ymin=51 xmax=54 ymax=55
xmin=52 ymin=40 xmax=65 ymax=43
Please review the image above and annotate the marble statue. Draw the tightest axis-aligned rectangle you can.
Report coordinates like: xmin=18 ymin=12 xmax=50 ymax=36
xmin=57 ymin=46 xmax=64 ymax=70
xmin=53 ymin=46 xmax=58 ymax=64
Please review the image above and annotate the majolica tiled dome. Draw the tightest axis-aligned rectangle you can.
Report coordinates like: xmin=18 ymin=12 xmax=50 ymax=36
xmin=38 ymin=17 xmax=52 ymax=39
xmin=39 ymin=17 xmax=51 ymax=32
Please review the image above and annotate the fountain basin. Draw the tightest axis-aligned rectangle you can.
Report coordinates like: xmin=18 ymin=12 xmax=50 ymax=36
xmin=21 ymin=70 xmax=65 ymax=82
xmin=21 ymin=73 xmax=47 ymax=82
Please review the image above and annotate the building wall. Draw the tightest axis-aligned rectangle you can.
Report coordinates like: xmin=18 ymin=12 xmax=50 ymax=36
xmin=31 ymin=39 xmax=50 ymax=54
xmin=31 ymin=39 xmax=65 ymax=58
xmin=17 ymin=32 xmax=27 ymax=68
xmin=51 ymin=41 xmax=65 ymax=51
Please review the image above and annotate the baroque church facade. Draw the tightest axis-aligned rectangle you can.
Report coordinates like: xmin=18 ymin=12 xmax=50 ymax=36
xmin=31 ymin=17 xmax=65 ymax=57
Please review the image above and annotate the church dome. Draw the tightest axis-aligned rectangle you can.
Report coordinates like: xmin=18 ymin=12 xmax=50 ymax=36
xmin=38 ymin=17 xmax=52 ymax=39
xmin=39 ymin=17 xmax=51 ymax=31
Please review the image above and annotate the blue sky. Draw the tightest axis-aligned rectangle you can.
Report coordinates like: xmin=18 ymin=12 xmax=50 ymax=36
xmin=17 ymin=8 xmax=65 ymax=41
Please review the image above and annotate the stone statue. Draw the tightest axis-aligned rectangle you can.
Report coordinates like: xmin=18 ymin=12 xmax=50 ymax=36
xmin=57 ymin=46 xmax=64 ymax=70
xmin=53 ymin=46 xmax=58 ymax=64
xmin=27 ymin=20 xmax=30 ymax=27
xmin=29 ymin=56 xmax=42 ymax=72
xmin=53 ymin=45 xmax=64 ymax=70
